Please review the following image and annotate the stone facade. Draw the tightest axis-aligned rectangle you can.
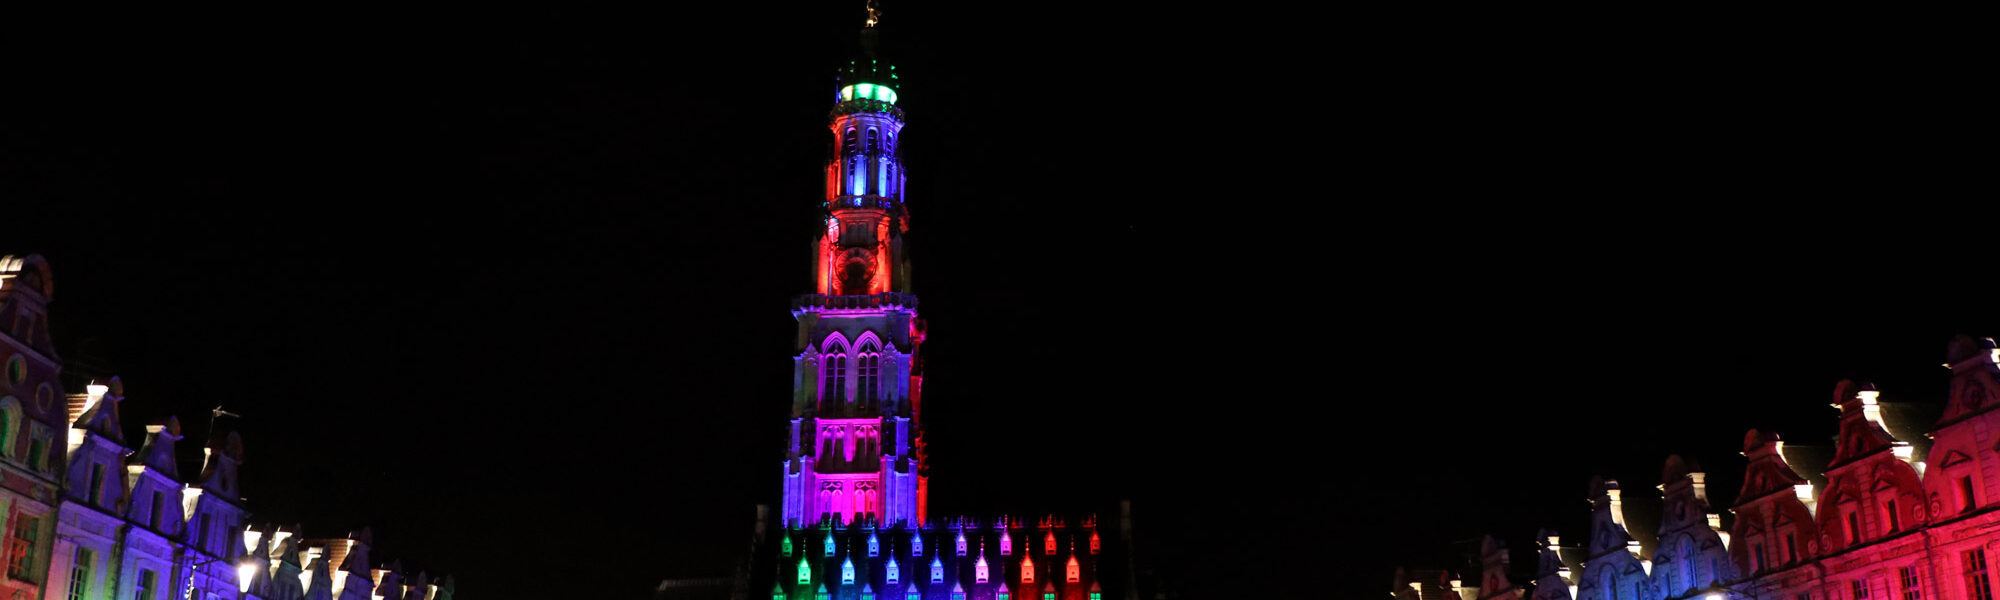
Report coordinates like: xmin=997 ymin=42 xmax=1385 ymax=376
xmin=0 ymin=254 xmax=455 ymax=600
xmin=1401 ymin=335 xmax=2000 ymax=600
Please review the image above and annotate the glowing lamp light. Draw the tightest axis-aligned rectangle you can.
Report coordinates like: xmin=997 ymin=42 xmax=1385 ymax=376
xmin=238 ymin=562 xmax=257 ymax=593
xmin=838 ymin=84 xmax=899 ymax=105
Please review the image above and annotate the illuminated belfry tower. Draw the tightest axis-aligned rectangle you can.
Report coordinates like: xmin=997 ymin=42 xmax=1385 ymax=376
xmin=781 ymin=4 xmax=925 ymax=530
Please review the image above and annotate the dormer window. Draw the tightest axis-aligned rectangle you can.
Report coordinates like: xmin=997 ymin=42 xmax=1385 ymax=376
xmin=956 ymin=531 xmax=967 ymax=556
xmin=930 ymin=556 xmax=943 ymax=583
xmin=975 ymin=555 xmax=989 ymax=583
xmin=886 ymin=557 xmax=899 ymax=583
xmin=1021 ymin=556 xmax=1034 ymax=583
xmin=868 ymin=532 xmax=880 ymax=557
xmin=825 ymin=535 xmax=836 ymax=556
xmin=783 ymin=534 xmax=793 ymax=557
xmin=1000 ymin=531 xmax=1011 ymax=556
xmin=843 ymin=558 xmax=856 ymax=584
xmin=1089 ymin=530 xmax=1100 ymax=555
xmin=911 ymin=534 xmax=922 ymax=556
xmin=799 ymin=557 xmax=812 ymax=584
xmin=1044 ymin=531 xmax=1055 ymax=555
xmin=1066 ymin=556 xmax=1080 ymax=583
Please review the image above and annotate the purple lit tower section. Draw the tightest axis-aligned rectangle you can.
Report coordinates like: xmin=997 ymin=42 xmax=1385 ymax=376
xmin=781 ymin=22 xmax=926 ymax=530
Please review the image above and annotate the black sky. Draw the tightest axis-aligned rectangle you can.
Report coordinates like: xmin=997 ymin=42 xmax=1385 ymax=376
xmin=0 ymin=5 xmax=1986 ymax=599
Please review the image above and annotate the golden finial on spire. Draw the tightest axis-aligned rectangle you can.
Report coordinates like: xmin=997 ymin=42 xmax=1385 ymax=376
xmin=865 ymin=0 xmax=882 ymax=27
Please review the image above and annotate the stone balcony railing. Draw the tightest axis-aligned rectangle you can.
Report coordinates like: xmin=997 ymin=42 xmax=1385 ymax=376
xmin=792 ymin=292 xmax=919 ymax=313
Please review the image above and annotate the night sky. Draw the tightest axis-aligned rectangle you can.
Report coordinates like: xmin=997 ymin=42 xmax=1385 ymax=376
xmin=0 ymin=5 xmax=1980 ymax=599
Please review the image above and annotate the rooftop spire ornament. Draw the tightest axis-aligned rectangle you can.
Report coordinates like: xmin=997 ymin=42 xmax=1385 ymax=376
xmin=865 ymin=0 xmax=881 ymax=27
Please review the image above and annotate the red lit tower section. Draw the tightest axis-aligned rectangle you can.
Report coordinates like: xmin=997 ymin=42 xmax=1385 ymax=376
xmin=783 ymin=25 xmax=926 ymax=530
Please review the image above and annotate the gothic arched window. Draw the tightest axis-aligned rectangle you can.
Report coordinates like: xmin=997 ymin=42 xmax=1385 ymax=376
xmin=822 ymin=339 xmax=849 ymax=405
xmin=855 ymin=341 xmax=880 ymax=404
xmin=844 ymin=128 xmax=858 ymax=156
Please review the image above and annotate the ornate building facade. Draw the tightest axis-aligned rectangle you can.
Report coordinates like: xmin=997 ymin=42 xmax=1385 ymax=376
xmin=763 ymin=13 xmax=1118 ymax=600
xmin=1396 ymin=335 xmax=2000 ymax=600
xmin=1 ymin=253 xmax=455 ymax=600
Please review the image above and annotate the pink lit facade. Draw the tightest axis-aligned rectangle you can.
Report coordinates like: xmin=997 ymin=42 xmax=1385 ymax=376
xmin=1397 ymin=335 xmax=2000 ymax=600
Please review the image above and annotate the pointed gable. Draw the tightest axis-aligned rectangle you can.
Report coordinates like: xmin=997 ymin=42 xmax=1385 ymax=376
xmin=196 ymin=429 xmax=245 ymax=500
xmin=1475 ymin=534 xmax=1516 ymax=600
xmin=1941 ymin=335 xmax=2000 ymax=424
xmin=69 ymin=376 xmax=126 ymax=445
xmin=1738 ymin=429 xmax=1808 ymax=503
xmin=1827 ymin=380 xmax=1902 ymax=469
xmin=134 ymin=416 xmax=183 ymax=477
xmin=1584 ymin=477 xmax=1635 ymax=558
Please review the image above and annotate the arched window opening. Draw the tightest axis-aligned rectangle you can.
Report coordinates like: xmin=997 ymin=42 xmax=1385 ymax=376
xmin=823 ymin=351 xmax=849 ymax=405
xmin=856 ymin=341 xmax=880 ymax=405
xmin=865 ymin=128 xmax=879 ymax=156
xmin=844 ymin=128 xmax=858 ymax=156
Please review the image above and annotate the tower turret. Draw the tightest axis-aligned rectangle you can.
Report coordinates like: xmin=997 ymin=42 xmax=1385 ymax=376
xmin=784 ymin=10 xmax=926 ymax=530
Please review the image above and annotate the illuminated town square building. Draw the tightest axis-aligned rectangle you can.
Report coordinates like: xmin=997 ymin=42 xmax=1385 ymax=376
xmin=1394 ymin=336 xmax=2000 ymax=600
xmin=2 ymin=255 xmax=455 ymax=599
xmin=761 ymin=11 xmax=1121 ymax=600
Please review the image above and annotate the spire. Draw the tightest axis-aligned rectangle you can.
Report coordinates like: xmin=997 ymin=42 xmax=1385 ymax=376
xmin=865 ymin=0 xmax=881 ymax=28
